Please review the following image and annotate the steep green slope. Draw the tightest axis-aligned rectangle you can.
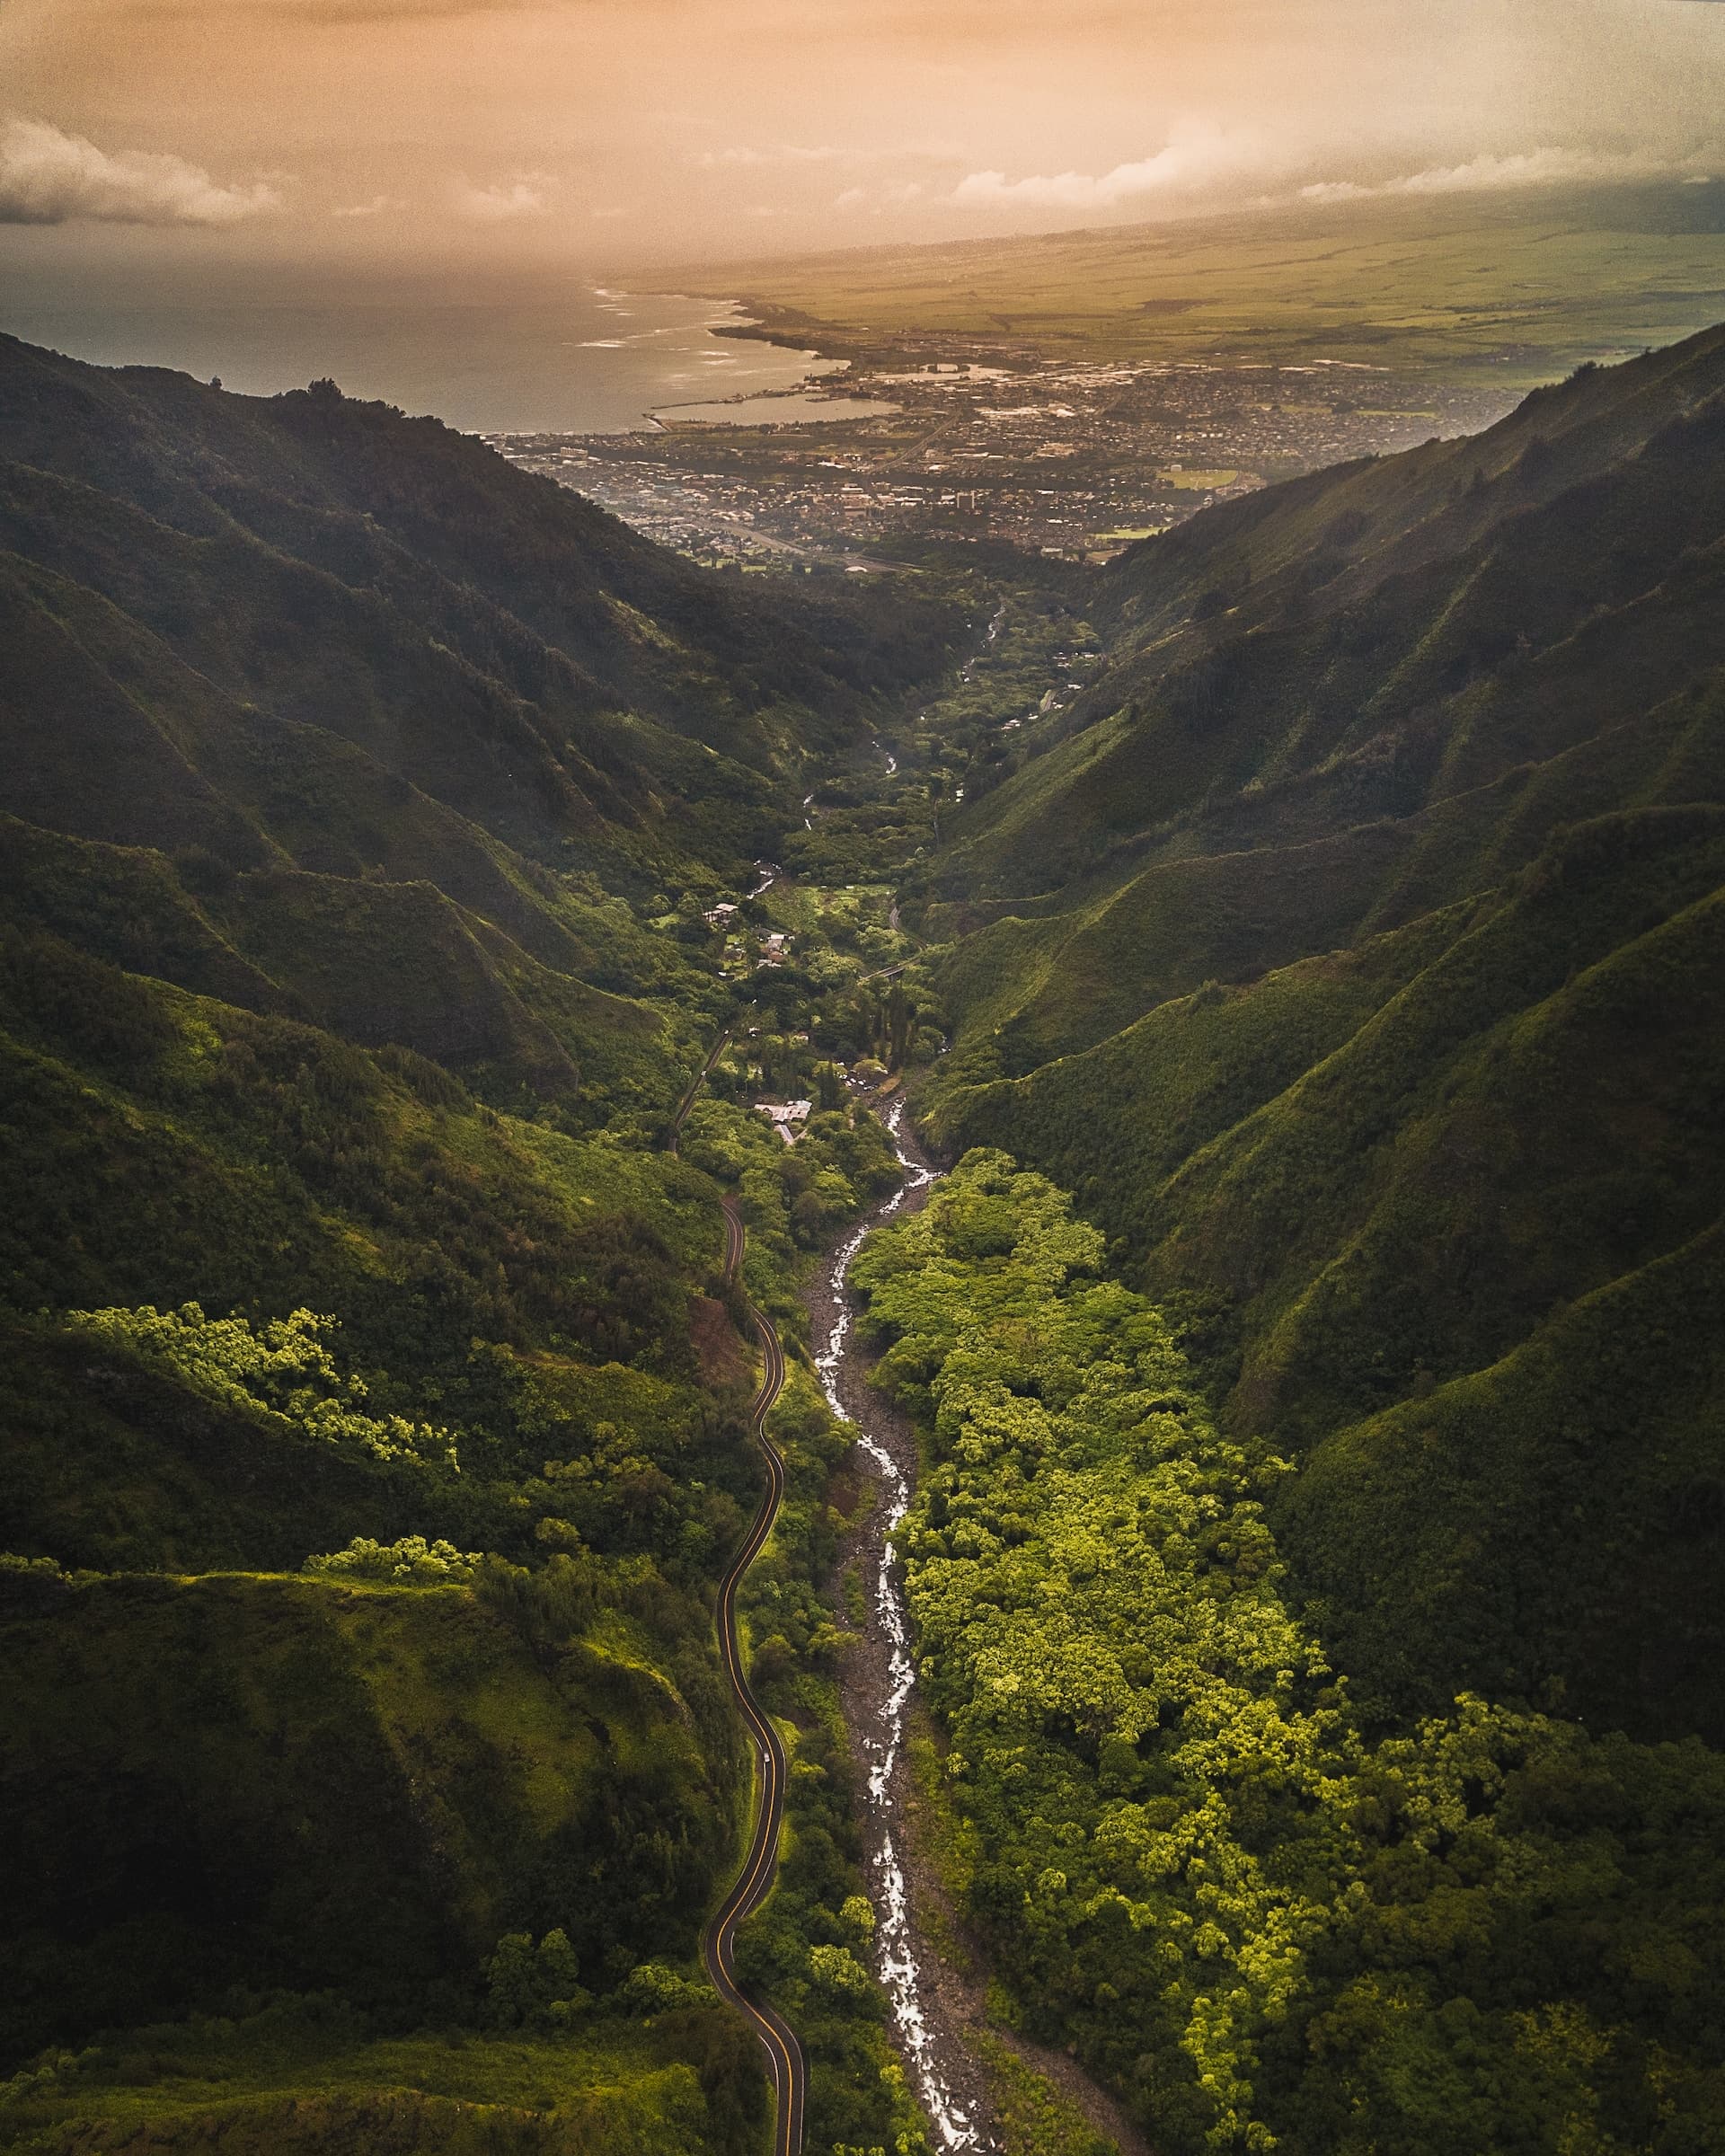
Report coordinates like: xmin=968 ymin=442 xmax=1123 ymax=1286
xmin=0 ymin=813 xmax=296 ymax=1017
xmin=928 ymin=323 xmax=1725 ymax=906
xmin=3 ymin=1569 xmax=732 ymax=2062
xmin=1163 ymin=819 xmax=1725 ymax=1439
xmin=933 ymin=667 xmax=1725 ymax=1081
xmin=0 ymin=334 xmax=966 ymax=1118
xmin=0 ymin=335 xmax=951 ymax=801
xmin=939 ymin=900 xmax=1473 ymax=1218
xmin=1278 ymin=1214 xmax=1725 ymax=1739
xmin=0 ymin=2021 xmax=738 ymax=2156
xmin=922 ymin=329 xmax=1725 ymax=1752
xmin=0 ymin=924 xmax=754 ymax=1566
xmin=212 ymin=868 xmax=671 ymax=1109
xmin=936 ymin=815 xmax=1417 ymax=1075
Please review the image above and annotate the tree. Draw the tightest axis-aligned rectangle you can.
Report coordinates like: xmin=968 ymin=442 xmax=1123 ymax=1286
xmin=482 ymin=1927 xmax=590 ymax=2030
xmin=887 ymin=981 xmax=911 ymax=1070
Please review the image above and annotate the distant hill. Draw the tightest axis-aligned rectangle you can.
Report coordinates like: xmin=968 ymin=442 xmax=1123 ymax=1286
xmin=677 ymin=182 xmax=1725 ymax=383
xmin=922 ymin=322 xmax=1725 ymax=1743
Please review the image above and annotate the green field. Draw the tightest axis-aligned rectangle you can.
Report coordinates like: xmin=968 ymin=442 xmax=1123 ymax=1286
xmin=679 ymin=182 xmax=1725 ymax=384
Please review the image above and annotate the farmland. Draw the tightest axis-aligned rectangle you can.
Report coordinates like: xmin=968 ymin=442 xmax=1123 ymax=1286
xmin=677 ymin=182 xmax=1725 ymax=385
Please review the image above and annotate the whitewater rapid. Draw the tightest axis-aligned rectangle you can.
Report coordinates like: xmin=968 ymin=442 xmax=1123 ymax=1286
xmin=812 ymin=1102 xmax=982 ymax=2152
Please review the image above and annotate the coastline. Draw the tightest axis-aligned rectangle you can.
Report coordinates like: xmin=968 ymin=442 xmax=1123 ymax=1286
xmin=639 ymin=294 xmax=902 ymax=428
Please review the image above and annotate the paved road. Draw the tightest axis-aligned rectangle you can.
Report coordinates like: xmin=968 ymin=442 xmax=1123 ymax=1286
xmin=703 ymin=1194 xmax=805 ymax=2156
xmin=667 ymin=1027 xmax=731 ymax=1153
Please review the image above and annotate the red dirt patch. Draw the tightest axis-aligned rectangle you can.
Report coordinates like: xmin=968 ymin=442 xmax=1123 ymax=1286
xmin=690 ymin=1294 xmax=749 ymax=1390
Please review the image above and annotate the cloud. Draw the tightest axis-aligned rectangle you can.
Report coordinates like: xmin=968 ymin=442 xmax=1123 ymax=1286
xmin=834 ymin=178 xmax=929 ymax=216
xmin=951 ymin=123 xmax=1269 ymax=210
xmin=331 ymin=191 xmax=396 ymax=216
xmin=455 ymin=175 xmax=551 ymax=219
xmin=1299 ymin=146 xmax=1704 ymax=201
xmin=951 ymin=131 xmax=1718 ymax=225
xmin=0 ymin=117 xmax=280 ymax=225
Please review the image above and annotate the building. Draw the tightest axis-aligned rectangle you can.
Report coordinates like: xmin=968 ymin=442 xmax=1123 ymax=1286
xmin=754 ymin=1099 xmax=812 ymax=1144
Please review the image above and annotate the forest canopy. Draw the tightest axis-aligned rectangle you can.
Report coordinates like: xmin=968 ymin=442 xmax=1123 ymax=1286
xmin=854 ymin=1152 xmax=1725 ymax=2156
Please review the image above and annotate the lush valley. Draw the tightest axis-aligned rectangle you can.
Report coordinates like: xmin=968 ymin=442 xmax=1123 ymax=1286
xmin=4 ymin=312 xmax=1725 ymax=2156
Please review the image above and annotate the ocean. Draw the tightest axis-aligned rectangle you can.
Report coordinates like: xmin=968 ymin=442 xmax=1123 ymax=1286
xmin=0 ymin=277 xmax=839 ymax=435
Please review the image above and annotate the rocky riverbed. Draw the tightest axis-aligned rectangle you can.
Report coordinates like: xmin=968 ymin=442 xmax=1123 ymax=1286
xmin=807 ymin=1102 xmax=989 ymax=2148
xmin=807 ymin=1100 xmax=1154 ymax=2156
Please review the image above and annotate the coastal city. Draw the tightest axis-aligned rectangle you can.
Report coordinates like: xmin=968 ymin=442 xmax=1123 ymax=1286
xmin=487 ymin=331 xmax=1517 ymax=565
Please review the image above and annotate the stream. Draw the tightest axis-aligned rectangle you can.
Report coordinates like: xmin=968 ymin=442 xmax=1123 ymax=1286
xmin=810 ymin=1101 xmax=995 ymax=2152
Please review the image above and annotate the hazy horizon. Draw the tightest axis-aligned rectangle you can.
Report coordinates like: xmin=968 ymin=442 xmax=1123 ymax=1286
xmin=3 ymin=0 xmax=1722 ymax=293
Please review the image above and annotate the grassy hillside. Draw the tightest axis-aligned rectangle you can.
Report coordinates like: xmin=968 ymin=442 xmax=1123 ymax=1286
xmin=0 ymin=1562 xmax=765 ymax=2154
xmin=684 ymin=182 xmax=1725 ymax=383
xmin=926 ymin=323 xmax=1725 ymax=908
xmin=921 ymin=327 xmax=1725 ymax=1753
xmin=0 ymin=337 xmax=951 ymax=801
xmin=1278 ymin=1213 xmax=1725 ymax=1739
xmin=0 ymin=914 xmax=783 ymax=1560
xmin=1 ymin=2024 xmax=733 ymax=2156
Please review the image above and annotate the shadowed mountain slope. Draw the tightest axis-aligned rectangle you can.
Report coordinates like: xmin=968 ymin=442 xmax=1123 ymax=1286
xmin=0 ymin=335 xmax=963 ymax=2154
xmin=0 ymin=335 xmax=964 ymax=1110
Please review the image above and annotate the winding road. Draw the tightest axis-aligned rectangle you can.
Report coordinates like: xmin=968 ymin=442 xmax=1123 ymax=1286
xmin=703 ymin=1193 xmax=806 ymax=2156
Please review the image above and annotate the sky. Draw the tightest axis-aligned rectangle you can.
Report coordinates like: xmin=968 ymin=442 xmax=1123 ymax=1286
xmin=1 ymin=0 xmax=1722 ymax=285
